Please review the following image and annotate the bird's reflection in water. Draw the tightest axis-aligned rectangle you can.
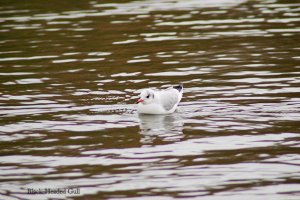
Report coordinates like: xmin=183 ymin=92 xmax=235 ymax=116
xmin=138 ymin=114 xmax=184 ymax=144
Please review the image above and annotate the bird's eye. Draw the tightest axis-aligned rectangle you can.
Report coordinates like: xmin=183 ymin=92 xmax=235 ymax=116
xmin=146 ymin=95 xmax=150 ymax=98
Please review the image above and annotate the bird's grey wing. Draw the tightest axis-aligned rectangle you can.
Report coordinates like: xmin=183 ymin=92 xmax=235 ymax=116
xmin=159 ymin=89 xmax=179 ymax=111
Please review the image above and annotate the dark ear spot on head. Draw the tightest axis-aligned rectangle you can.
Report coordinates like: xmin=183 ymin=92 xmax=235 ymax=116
xmin=152 ymin=92 xmax=154 ymax=99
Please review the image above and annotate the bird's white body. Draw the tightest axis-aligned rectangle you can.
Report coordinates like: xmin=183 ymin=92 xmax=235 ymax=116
xmin=137 ymin=85 xmax=183 ymax=115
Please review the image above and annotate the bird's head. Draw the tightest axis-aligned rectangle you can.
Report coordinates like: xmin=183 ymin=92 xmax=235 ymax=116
xmin=137 ymin=89 xmax=155 ymax=104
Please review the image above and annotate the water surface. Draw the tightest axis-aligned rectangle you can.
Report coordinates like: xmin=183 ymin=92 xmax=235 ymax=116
xmin=1 ymin=0 xmax=300 ymax=199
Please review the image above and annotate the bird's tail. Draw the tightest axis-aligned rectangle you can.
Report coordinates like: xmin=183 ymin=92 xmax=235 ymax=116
xmin=173 ymin=84 xmax=183 ymax=92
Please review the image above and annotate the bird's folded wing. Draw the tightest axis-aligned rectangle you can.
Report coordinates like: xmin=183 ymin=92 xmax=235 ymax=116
xmin=159 ymin=89 xmax=179 ymax=111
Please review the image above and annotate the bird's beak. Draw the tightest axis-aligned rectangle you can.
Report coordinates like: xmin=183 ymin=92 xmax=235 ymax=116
xmin=137 ymin=99 xmax=144 ymax=103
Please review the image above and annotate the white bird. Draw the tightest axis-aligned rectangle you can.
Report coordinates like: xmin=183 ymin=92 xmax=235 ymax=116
xmin=137 ymin=85 xmax=183 ymax=114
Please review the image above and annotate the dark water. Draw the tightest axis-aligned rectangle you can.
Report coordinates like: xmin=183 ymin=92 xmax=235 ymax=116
xmin=1 ymin=0 xmax=300 ymax=199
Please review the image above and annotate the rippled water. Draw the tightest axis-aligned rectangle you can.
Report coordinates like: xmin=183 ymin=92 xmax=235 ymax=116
xmin=1 ymin=0 xmax=300 ymax=199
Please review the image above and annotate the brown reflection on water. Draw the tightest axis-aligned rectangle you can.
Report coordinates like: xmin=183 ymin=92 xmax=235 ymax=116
xmin=0 ymin=0 xmax=300 ymax=199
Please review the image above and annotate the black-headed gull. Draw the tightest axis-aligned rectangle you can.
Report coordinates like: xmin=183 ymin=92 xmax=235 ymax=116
xmin=137 ymin=85 xmax=183 ymax=114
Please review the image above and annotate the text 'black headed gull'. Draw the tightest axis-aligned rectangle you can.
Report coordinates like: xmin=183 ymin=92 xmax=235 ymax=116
xmin=137 ymin=85 xmax=183 ymax=114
